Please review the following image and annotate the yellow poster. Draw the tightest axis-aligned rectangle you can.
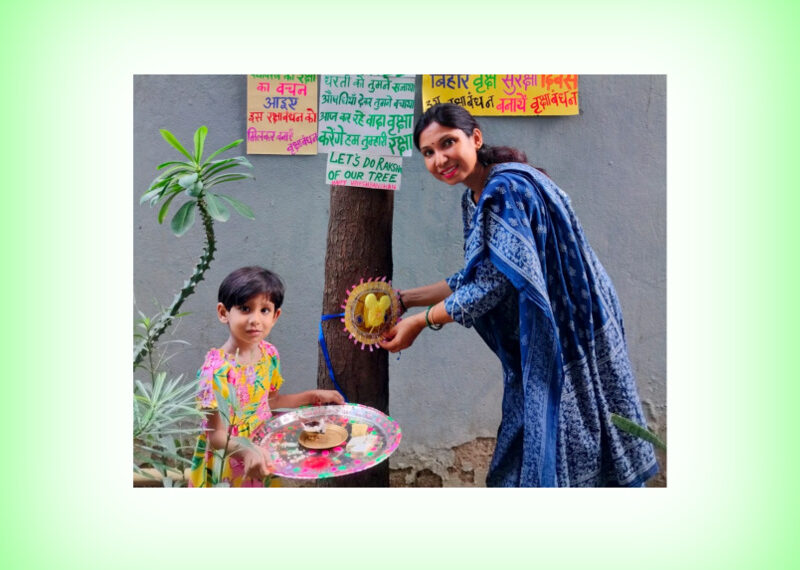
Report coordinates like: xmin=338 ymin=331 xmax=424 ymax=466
xmin=422 ymin=74 xmax=579 ymax=116
xmin=246 ymin=75 xmax=319 ymax=154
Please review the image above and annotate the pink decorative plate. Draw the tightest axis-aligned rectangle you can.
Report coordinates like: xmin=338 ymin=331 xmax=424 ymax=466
xmin=261 ymin=403 xmax=402 ymax=479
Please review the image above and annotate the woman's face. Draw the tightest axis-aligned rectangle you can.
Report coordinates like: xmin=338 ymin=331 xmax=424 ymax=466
xmin=418 ymin=121 xmax=484 ymax=190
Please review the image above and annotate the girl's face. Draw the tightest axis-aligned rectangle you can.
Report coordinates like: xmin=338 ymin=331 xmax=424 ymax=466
xmin=217 ymin=293 xmax=281 ymax=349
xmin=418 ymin=121 xmax=484 ymax=191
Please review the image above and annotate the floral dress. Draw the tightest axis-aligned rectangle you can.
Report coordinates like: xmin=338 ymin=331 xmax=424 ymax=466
xmin=188 ymin=340 xmax=284 ymax=487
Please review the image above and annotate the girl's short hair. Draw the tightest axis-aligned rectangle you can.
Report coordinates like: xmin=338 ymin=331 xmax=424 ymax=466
xmin=413 ymin=103 xmax=529 ymax=166
xmin=218 ymin=266 xmax=285 ymax=310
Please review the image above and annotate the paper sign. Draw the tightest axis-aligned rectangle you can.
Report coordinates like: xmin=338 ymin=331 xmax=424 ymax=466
xmin=422 ymin=74 xmax=579 ymax=116
xmin=325 ymin=151 xmax=402 ymax=191
xmin=318 ymin=75 xmax=416 ymax=157
xmin=246 ymin=75 xmax=319 ymax=154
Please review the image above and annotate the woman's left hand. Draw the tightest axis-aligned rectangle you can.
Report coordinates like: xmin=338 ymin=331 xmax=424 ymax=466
xmin=379 ymin=313 xmax=426 ymax=352
xmin=395 ymin=289 xmax=408 ymax=316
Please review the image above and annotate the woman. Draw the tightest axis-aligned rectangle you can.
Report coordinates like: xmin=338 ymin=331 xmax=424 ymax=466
xmin=379 ymin=103 xmax=658 ymax=487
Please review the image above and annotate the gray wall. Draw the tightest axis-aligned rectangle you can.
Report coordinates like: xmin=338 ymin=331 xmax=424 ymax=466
xmin=134 ymin=75 xmax=666 ymax=480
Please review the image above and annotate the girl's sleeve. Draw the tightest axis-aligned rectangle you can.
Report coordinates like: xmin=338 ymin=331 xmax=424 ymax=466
xmin=269 ymin=360 xmax=285 ymax=393
xmin=262 ymin=344 xmax=285 ymax=393
xmin=196 ymin=350 xmax=229 ymax=409
xmin=444 ymin=258 xmax=512 ymax=328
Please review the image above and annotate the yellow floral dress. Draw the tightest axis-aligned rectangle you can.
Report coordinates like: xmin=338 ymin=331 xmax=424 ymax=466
xmin=189 ymin=340 xmax=284 ymax=487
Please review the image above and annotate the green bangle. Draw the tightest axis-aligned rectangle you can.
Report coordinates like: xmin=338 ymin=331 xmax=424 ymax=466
xmin=425 ymin=304 xmax=444 ymax=330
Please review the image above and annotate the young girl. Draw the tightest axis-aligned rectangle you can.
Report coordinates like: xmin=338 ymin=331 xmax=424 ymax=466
xmin=189 ymin=266 xmax=344 ymax=487
xmin=380 ymin=103 xmax=658 ymax=487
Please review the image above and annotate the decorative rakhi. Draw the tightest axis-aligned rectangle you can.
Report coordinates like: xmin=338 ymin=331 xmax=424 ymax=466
xmin=341 ymin=277 xmax=401 ymax=350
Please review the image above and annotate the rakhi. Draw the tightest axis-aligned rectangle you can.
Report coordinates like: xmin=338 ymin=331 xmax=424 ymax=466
xmin=318 ymin=277 xmax=401 ymax=401
xmin=341 ymin=276 xmax=401 ymax=351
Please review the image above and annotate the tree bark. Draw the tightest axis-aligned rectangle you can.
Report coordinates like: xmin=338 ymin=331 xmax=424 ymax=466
xmin=317 ymin=184 xmax=393 ymax=487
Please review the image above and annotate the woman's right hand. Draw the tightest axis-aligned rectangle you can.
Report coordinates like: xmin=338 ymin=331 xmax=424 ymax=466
xmin=379 ymin=313 xmax=426 ymax=352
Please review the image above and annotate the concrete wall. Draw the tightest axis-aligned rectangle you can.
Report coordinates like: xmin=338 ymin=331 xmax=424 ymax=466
xmin=133 ymin=75 xmax=666 ymax=486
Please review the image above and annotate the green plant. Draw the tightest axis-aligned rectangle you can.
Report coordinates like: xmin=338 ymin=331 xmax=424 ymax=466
xmin=610 ymin=413 xmax=667 ymax=451
xmin=207 ymin=383 xmax=264 ymax=487
xmin=133 ymin=309 xmax=203 ymax=486
xmin=133 ymin=371 xmax=202 ymax=485
xmin=134 ymin=126 xmax=255 ymax=369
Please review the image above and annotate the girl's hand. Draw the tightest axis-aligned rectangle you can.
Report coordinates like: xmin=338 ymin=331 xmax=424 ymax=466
xmin=311 ymin=389 xmax=345 ymax=406
xmin=379 ymin=314 xmax=425 ymax=353
xmin=242 ymin=446 xmax=272 ymax=481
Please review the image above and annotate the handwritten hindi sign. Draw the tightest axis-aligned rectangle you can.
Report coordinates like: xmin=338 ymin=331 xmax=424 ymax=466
xmin=246 ymin=75 xmax=319 ymax=155
xmin=422 ymin=74 xmax=579 ymax=116
xmin=325 ymin=151 xmax=403 ymax=191
xmin=318 ymin=75 xmax=416 ymax=157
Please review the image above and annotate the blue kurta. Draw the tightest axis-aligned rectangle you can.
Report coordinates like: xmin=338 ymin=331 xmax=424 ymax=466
xmin=443 ymin=163 xmax=658 ymax=487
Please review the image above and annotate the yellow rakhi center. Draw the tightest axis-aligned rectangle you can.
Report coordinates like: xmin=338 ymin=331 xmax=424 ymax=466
xmin=363 ymin=293 xmax=391 ymax=328
xmin=342 ymin=278 xmax=400 ymax=350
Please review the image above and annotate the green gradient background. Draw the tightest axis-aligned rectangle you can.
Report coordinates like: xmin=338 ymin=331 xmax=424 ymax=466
xmin=3 ymin=0 xmax=797 ymax=568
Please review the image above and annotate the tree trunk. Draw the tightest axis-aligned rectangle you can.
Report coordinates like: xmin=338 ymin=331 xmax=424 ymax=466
xmin=317 ymin=184 xmax=394 ymax=487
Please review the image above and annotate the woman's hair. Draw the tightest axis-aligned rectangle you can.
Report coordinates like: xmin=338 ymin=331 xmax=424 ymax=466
xmin=218 ymin=266 xmax=285 ymax=310
xmin=413 ymin=103 xmax=529 ymax=166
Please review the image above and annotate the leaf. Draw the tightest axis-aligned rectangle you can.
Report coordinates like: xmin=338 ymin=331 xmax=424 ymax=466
xmin=225 ymin=380 xmax=239 ymax=414
xmin=170 ymin=454 xmax=193 ymax=467
xmin=148 ymin=177 xmax=171 ymax=190
xmin=217 ymin=194 xmax=255 ymax=219
xmin=185 ymin=180 xmax=204 ymax=198
xmin=151 ymin=167 xmax=195 ymax=192
xmin=133 ymin=379 xmax=151 ymax=401
xmin=150 ymin=184 xmax=183 ymax=207
xmin=158 ymin=183 xmax=184 ymax=206
xmin=157 ymin=192 xmax=180 ymax=224
xmin=610 ymin=413 xmax=667 ymax=451
xmin=170 ymin=200 xmax=197 ymax=236
xmin=204 ymin=194 xmax=230 ymax=222
xmin=156 ymin=160 xmax=194 ymax=170
xmin=150 ymin=371 xmax=166 ymax=404
xmin=133 ymin=394 xmax=150 ymax=406
xmin=203 ymin=138 xmax=244 ymax=164
xmin=211 ymin=451 xmax=224 ymax=484
xmin=217 ymin=155 xmax=253 ymax=170
xmin=193 ymin=126 xmax=207 ymax=163
xmin=177 ymin=172 xmax=199 ymax=188
xmin=234 ymin=155 xmax=253 ymax=168
xmin=139 ymin=184 xmax=166 ymax=206
xmin=213 ymin=387 xmax=231 ymax=425
xmin=162 ymin=312 xmax=191 ymax=322
xmin=203 ymin=157 xmax=253 ymax=179
xmin=160 ymin=129 xmax=195 ymax=162
xmin=204 ymin=173 xmax=254 ymax=189
xmin=201 ymin=159 xmax=239 ymax=179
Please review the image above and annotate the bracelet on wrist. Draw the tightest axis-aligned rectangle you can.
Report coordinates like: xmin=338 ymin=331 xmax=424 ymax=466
xmin=425 ymin=304 xmax=444 ymax=331
xmin=396 ymin=290 xmax=407 ymax=314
